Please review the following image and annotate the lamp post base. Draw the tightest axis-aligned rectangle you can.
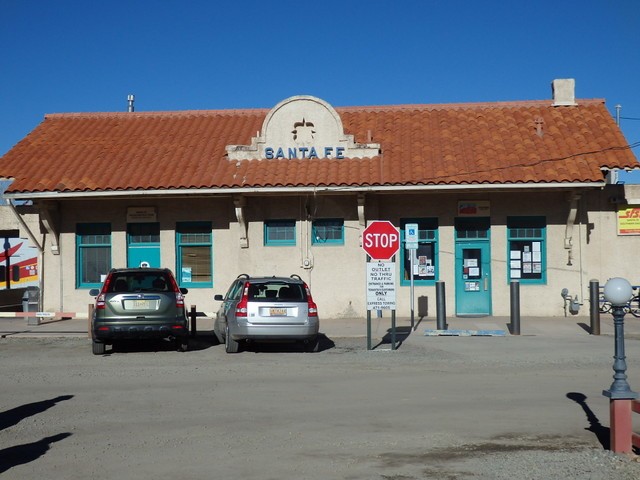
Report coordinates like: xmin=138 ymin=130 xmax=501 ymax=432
xmin=607 ymin=399 xmax=634 ymax=454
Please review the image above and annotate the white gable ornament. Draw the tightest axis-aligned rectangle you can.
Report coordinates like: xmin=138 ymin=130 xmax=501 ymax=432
xmin=226 ymin=95 xmax=380 ymax=161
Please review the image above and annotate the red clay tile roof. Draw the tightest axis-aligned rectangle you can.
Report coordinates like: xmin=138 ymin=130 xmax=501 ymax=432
xmin=1 ymin=99 xmax=638 ymax=195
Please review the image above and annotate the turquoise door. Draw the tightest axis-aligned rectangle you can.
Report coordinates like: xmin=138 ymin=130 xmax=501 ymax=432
xmin=127 ymin=223 xmax=161 ymax=268
xmin=455 ymin=218 xmax=491 ymax=316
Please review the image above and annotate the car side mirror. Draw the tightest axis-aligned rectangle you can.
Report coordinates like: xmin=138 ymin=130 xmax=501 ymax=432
xmin=180 ymin=288 xmax=188 ymax=295
xmin=89 ymin=288 xmax=100 ymax=296
xmin=214 ymin=294 xmax=224 ymax=301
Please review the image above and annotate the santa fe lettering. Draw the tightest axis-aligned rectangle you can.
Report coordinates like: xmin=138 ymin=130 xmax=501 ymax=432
xmin=264 ymin=147 xmax=345 ymax=159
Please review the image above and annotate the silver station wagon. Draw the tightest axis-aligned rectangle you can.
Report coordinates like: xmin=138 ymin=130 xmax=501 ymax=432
xmin=214 ymin=274 xmax=319 ymax=353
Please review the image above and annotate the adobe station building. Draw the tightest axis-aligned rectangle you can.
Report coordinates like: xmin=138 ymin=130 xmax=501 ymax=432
xmin=1 ymin=79 xmax=639 ymax=319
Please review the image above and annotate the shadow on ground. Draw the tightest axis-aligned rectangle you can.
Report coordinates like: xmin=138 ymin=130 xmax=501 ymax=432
xmin=0 ymin=395 xmax=74 ymax=474
xmin=566 ymin=392 xmax=610 ymax=450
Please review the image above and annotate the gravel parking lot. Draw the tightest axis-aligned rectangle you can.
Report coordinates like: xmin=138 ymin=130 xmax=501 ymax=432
xmin=1 ymin=331 xmax=640 ymax=479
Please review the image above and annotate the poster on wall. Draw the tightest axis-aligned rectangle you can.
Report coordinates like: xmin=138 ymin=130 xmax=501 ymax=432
xmin=617 ymin=206 xmax=640 ymax=235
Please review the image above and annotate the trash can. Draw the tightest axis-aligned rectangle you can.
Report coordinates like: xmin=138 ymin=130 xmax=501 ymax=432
xmin=22 ymin=286 xmax=40 ymax=325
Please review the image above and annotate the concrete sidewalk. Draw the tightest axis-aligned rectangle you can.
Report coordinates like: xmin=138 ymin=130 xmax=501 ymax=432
xmin=1 ymin=312 xmax=639 ymax=339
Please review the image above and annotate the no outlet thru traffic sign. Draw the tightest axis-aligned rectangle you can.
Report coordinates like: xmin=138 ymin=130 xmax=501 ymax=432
xmin=362 ymin=220 xmax=400 ymax=260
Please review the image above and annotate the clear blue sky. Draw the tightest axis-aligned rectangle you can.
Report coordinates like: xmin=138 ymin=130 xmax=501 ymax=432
xmin=2 ymin=0 xmax=639 ymax=180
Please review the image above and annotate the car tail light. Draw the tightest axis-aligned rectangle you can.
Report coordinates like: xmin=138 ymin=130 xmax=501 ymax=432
xmin=175 ymin=292 xmax=185 ymax=309
xmin=304 ymin=283 xmax=318 ymax=317
xmin=166 ymin=274 xmax=185 ymax=308
xmin=95 ymin=293 xmax=106 ymax=310
xmin=95 ymin=274 xmax=114 ymax=309
xmin=235 ymin=283 xmax=250 ymax=317
xmin=101 ymin=275 xmax=113 ymax=293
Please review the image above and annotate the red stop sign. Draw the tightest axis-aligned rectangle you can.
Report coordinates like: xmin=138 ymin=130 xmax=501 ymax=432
xmin=362 ymin=221 xmax=400 ymax=260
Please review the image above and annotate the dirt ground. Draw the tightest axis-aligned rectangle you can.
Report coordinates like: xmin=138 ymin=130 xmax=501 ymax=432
xmin=1 ymin=331 xmax=640 ymax=479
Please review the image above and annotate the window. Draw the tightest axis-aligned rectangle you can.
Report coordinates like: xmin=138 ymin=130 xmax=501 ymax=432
xmin=264 ymin=220 xmax=296 ymax=246
xmin=312 ymin=219 xmax=344 ymax=245
xmin=128 ymin=223 xmax=160 ymax=244
xmin=455 ymin=217 xmax=490 ymax=239
xmin=226 ymin=280 xmax=244 ymax=301
xmin=400 ymin=218 xmax=439 ymax=286
xmin=176 ymin=222 xmax=212 ymax=287
xmin=77 ymin=223 xmax=111 ymax=288
xmin=507 ymin=216 xmax=546 ymax=284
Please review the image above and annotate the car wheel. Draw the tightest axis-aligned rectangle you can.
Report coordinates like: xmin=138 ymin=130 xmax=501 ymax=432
xmin=92 ymin=340 xmax=106 ymax=355
xmin=225 ymin=324 xmax=240 ymax=353
xmin=176 ymin=338 xmax=189 ymax=352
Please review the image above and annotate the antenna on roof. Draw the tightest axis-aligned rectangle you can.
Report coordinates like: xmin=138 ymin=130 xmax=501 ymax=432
xmin=127 ymin=94 xmax=135 ymax=113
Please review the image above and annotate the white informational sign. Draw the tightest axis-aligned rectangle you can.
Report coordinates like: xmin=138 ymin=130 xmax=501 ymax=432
xmin=366 ymin=262 xmax=396 ymax=310
xmin=405 ymin=223 xmax=418 ymax=250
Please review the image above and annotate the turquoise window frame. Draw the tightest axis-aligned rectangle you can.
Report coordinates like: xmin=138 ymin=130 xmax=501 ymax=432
xmin=76 ymin=223 xmax=112 ymax=288
xmin=264 ymin=220 xmax=296 ymax=246
xmin=507 ymin=216 xmax=547 ymax=285
xmin=312 ymin=218 xmax=344 ymax=245
xmin=400 ymin=218 xmax=439 ymax=286
xmin=176 ymin=222 xmax=213 ymax=288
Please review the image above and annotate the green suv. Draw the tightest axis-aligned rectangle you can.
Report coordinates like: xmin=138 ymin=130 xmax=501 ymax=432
xmin=89 ymin=268 xmax=189 ymax=355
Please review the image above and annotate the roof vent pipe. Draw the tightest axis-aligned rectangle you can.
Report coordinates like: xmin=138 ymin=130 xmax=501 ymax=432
xmin=127 ymin=94 xmax=135 ymax=112
xmin=551 ymin=79 xmax=576 ymax=107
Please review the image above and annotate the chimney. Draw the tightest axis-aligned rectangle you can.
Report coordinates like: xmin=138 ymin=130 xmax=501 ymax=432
xmin=552 ymin=79 xmax=576 ymax=106
xmin=127 ymin=94 xmax=135 ymax=112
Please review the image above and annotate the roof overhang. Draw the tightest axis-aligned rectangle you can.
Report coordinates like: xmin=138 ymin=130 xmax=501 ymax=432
xmin=3 ymin=182 xmax=606 ymax=201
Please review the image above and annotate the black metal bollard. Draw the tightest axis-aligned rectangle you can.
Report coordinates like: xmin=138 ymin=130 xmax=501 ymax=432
xmin=589 ymin=279 xmax=600 ymax=335
xmin=436 ymin=281 xmax=447 ymax=330
xmin=190 ymin=305 xmax=197 ymax=337
xmin=510 ymin=280 xmax=520 ymax=335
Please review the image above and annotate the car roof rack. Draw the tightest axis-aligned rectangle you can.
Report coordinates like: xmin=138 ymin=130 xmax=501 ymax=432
xmin=290 ymin=274 xmax=302 ymax=281
xmin=237 ymin=273 xmax=250 ymax=279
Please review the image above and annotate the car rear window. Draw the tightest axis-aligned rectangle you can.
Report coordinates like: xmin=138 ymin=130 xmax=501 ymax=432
xmin=248 ymin=282 xmax=306 ymax=302
xmin=108 ymin=272 xmax=171 ymax=293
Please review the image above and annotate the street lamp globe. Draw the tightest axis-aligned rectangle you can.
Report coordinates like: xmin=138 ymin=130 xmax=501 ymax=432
xmin=603 ymin=277 xmax=633 ymax=306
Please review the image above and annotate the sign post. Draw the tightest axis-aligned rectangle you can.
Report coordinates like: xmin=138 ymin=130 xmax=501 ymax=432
xmin=405 ymin=223 xmax=419 ymax=330
xmin=362 ymin=221 xmax=400 ymax=350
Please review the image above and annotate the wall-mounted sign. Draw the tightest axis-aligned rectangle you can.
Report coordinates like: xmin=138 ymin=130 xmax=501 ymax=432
xmin=617 ymin=206 xmax=640 ymax=235
xmin=458 ymin=201 xmax=490 ymax=217
xmin=127 ymin=207 xmax=157 ymax=223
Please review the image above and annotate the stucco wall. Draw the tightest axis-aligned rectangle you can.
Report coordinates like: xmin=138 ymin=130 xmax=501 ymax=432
xmin=31 ymin=186 xmax=640 ymax=319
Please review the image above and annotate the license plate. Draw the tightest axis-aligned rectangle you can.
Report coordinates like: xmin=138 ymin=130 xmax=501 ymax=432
xmin=126 ymin=299 xmax=153 ymax=310
xmin=269 ymin=308 xmax=287 ymax=316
